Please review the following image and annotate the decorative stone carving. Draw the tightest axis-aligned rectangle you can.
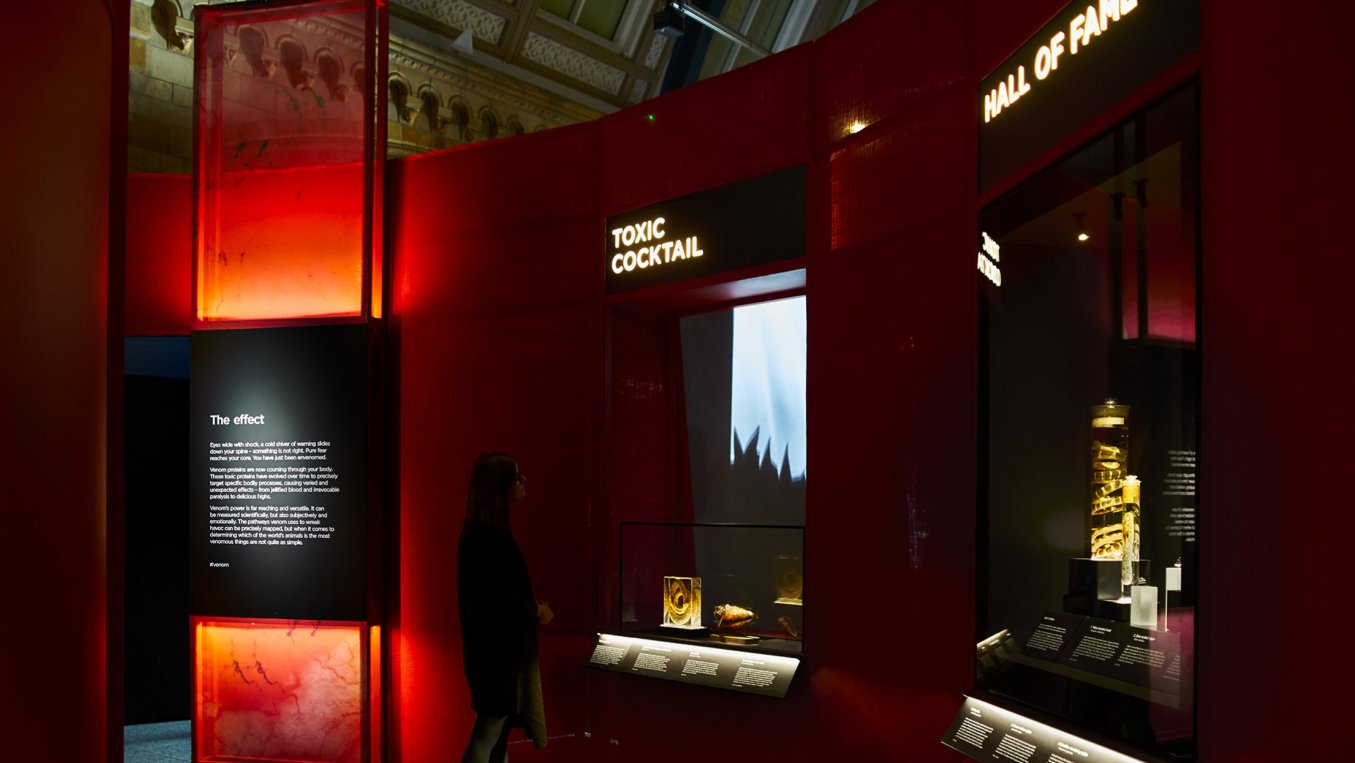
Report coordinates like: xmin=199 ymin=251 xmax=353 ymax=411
xmin=521 ymin=32 xmax=626 ymax=95
xmin=629 ymin=79 xmax=648 ymax=103
xmin=643 ymin=34 xmax=666 ymax=70
xmin=397 ymin=0 xmax=507 ymax=45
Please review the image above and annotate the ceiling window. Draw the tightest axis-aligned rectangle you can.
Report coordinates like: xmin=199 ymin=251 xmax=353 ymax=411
xmin=540 ymin=0 xmax=629 ymax=41
xmin=698 ymin=0 xmax=842 ymax=81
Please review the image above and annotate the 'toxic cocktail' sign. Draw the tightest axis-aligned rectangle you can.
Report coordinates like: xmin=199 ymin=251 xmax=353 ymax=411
xmin=605 ymin=166 xmax=805 ymax=294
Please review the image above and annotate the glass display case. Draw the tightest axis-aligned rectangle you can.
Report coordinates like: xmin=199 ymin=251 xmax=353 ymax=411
xmin=619 ymin=522 xmax=804 ymax=655
xmin=975 ymin=85 xmax=1199 ymax=760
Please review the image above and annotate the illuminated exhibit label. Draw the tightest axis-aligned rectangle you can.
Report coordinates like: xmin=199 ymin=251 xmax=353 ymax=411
xmin=587 ymin=633 xmax=799 ymax=698
xmin=978 ymin=0 xmax=1198 ymax=190
xmin=206 ymin=439 xmax=340 ymax=549
xmin=191 ymin=324 xmax=369 ymax=620
xmin=1008 ymin=613 xmax=1183 ymax=705
xmin=604 ymin=165 xmax=806 ymax=294
xmin=1165 ymin=449 xmax=1197 ymax=541
xmin=944 ymin=697 xmax=1149 ymax=763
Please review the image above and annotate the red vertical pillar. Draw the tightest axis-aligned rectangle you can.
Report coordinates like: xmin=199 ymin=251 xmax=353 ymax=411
xmin=0 ymin=2 xmax=123 ymax=761
xmin=1200 ymin=3 xmax=1348 ymax=760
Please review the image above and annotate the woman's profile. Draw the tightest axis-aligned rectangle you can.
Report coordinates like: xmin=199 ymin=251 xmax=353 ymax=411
xmin=458 ymin=452 xmax=552 ymax=762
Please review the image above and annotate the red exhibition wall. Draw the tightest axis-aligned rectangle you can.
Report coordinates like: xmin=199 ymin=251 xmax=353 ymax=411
xmin=387 ymin=2 xmax=976 ymax=759
xmin=3 ymin=1 xmax=124 ymax=762
xmin=127 ymin=173 xmax=191 ymax=335
xmin=120 ymin=1 xmax=1350 ymax=760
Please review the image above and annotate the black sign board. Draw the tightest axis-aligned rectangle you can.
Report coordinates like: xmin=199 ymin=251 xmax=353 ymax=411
xmin=944 ymin=697 xmax=1145 ymax=763
xmin=190 ymin=324 xmax=370 ymax=620
xmin=1061 ymin=617 xmax=1182 ymax=689
xmin=1021 ymin=612 xmax=1082 ymax=660
xmin=587 ymin=633 xmax=799 ymax=698
xmin=604 ymin=165 xmax=806 ymax=294
xmin=1014 ymin=612 xmax=1183 ymax=699
xmin=979 ymin=0 xmax=1199 ymax=191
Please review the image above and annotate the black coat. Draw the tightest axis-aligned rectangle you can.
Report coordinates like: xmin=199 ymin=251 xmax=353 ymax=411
xmin=457 ymin=521 xmax=538 ymax=716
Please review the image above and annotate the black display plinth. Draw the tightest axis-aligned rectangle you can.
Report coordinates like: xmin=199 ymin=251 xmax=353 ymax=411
xmin=659 ymin=625 xmax=709 ymax=637
xmin=1063 ymin=558 xmax=1149 ymax=622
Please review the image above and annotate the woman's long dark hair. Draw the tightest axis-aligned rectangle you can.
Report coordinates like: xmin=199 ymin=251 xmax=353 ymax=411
xmin=465 ymin=452 xmax=518 ymax=527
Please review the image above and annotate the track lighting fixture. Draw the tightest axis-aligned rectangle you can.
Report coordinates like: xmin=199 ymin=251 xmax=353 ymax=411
xmin=654 ymin=1 xmax=686 ymax=38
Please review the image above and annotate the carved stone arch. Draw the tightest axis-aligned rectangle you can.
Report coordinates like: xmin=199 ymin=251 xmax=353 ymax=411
xmin=351 ymin=63 xmax=367 ymax=103
xmin=276 ymin=36 xmax=313 ymax=90
xmin=447 ymin=98 xmax=471 ymax=142
xmin=151 ymin=0 xmax=188 ymax=51
xmin=238 ymin=26 xmax=274 ymax=79
xmin=388 ymin=75 xmax=414 ymax=123
xmin=315 ymin=49 xmax=348 ymax=102
xmin=479 ymin=107 xmax=499 ymax=140
xmin=417 ymin=87 xmax=444 ymax=133
xmin=506 ymin=117 xmax=525 ymax=137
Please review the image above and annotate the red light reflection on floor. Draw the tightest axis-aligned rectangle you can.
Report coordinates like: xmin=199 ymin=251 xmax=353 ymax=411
xmin=195 ymin=618 xmax=364 ymax=763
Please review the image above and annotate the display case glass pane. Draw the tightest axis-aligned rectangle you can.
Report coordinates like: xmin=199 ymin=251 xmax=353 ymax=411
xmin=977 ymin=85 xmax=1199 ymax=759
xmin=680 ymin=295 xmax=807 ymax=526
xmin=620 ymin=522 xmax=804 ymax=655
xmin=194 ymin=0 xmax=382 ymax=323
xmin=193 ymin=616 xmax=367 ymax=763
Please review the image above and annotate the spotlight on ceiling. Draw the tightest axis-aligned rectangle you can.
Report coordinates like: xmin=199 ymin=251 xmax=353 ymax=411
xmin=654 ymin=1 xmax=686 ymax=38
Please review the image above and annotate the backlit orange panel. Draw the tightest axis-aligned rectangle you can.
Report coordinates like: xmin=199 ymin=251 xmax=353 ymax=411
xmin=198 ymin=163 xmax=365 ymax=322
xmin=194 ymin=0 xmax=384 ymax=325
xmin=194 ymin=617 xmax=365 ymax=763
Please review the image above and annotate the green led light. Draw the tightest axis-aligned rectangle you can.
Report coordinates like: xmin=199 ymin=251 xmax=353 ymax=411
xmin=645 ymin=113 xmax=656 ymax=124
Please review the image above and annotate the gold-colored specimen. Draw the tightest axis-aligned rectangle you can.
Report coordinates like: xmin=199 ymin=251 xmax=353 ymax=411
xmin=712 ymin=603 xmax=757 ymax=630
xmin=662 ymin=576 xmax=702 ymax=628
xmin=1120 ymin=475 xmax=1141 ymax=590
xmin=773 ymin=555 xmax=803 ymax=605
xmin=1089 ymin=400 xmax=1130 ymax=560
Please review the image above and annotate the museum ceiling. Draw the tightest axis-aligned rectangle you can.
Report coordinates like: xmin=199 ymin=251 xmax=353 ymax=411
xmin=129 ymin=0 xmax=873 ymax=170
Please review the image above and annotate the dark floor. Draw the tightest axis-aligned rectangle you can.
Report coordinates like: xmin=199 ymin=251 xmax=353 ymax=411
xmin=125 ymin=720 xmax=190 ymax=763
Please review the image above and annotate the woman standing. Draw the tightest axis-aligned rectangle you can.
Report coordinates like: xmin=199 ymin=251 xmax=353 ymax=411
xmin=458 ymin=452 xmax=553 ymax=762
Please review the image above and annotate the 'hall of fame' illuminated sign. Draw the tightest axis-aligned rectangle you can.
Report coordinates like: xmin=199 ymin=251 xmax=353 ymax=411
xmin=978 ymin=0 xmax=1198 ymax=190
xmin=984 ymin=0 xmax=1142 ymax=124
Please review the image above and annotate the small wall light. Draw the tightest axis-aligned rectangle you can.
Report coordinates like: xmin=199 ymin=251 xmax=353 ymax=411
xmin=1074 ymin=212 xmax=1090 ymax=243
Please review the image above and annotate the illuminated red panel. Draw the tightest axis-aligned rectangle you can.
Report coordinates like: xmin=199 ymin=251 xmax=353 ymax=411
xmin=127 ymin=173 xmax=193 ymax=334
xmin=194 ymin=617 xmax=366 ymax=763
xmin=200 ymin=163 xmax=365 ymax=321
xmin=194 ymin=0 xmax=384 ymax=325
